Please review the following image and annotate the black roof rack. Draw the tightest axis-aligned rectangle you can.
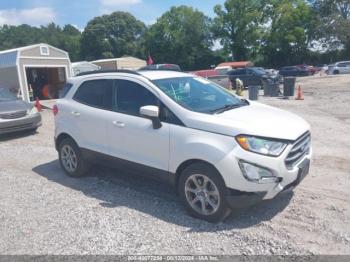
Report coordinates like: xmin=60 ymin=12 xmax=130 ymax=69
xmin=76 ymin=69 xmax=142 ymax=77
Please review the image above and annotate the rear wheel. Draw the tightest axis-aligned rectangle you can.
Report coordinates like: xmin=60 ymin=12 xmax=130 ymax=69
xmin=179 ymin=163 xmax=231 ymax=223
xmin=58 ymin=138 xmax=89 ymax=177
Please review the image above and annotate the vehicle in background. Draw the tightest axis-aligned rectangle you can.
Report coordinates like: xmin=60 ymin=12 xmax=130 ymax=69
xmin=72 ymin=61 xmax=101 ymax=76
xmin=139 ymin=64 xmax=181 ymax=72
xmin=227 ymin=67 xmax=273 ymax=88
xmin=54 ymin=70 xmax=311 ymax=222
xmin=327 ymin=61 xmax=350 ymax=75
xmin=216 ymin=61 xmax=254 ymax=70
xmin=0 ymin=87 xmax=41 ymax=135
xmin=191 ymin=69 xmax=219 ymax=78
xmin=215 ymin=66 xmax=231 ymax=75
xmin=296 ymin=65 xmax=320 ymax=75
xmin=264 ymin=68 xmax=283 ymax=83
xmin=279 ymin=66 xmax=310 ymax=77
xmin=190 ymin=69 xmax=230 ymax=88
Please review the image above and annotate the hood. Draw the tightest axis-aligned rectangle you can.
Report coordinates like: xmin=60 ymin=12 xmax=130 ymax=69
xmin=185 ymin=102 xmax=310 ymax=141
xmin=0 ymin=100 xmax=31 ymax=113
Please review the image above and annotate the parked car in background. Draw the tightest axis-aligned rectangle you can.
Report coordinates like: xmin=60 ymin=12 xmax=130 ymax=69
xmin=191 ymin=69 xmax=231 ymax=89
xmin=279 ymin=66 xmax=310 ymax=77
xmin=215 ymin=66 xmax=231 ymax=75
xmin=191 ymin=69 xmax=219 ymax=78
xmin=296 ymin=65 xmax=320 ymax=75
xmin=0 ymin=87 xmax=41 ymax=135
xmin=139 ymin=64 xmax=181 ymax=72
xmin=227 ymin=67 xmax=272 ymax=88
xmin=327 ymin=61 xmax=350 ymax=75
xmin=54 ymin=70 xmax=311 ymax=222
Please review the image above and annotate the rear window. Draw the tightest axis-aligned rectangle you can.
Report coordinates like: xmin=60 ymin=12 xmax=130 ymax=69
xmin=59 ymin=83 xmax=73 ymax=98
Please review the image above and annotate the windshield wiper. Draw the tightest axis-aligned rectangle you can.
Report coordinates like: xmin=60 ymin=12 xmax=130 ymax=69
xmin=210 ymin=103 xmax=246 ymax=114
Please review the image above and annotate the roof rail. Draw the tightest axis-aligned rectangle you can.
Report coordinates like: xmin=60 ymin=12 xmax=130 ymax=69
xmin=76 ymin=69 xmax=141 ymax=77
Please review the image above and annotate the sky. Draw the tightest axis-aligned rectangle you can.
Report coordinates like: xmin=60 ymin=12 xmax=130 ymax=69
xmin=0 ymin=0 xmax=225 ymax=29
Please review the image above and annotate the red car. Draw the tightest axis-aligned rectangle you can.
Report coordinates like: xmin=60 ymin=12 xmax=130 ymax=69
xmin=296 ymin=65 xmax=320 ymax=75
xmin=191 ymin=69 xmax=219 ymax=78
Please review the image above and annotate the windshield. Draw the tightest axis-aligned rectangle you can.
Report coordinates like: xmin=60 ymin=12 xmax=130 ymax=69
xmin=153 ymin=77 xmax=247 ymax=114
xmin=0 ymin=88 xmax=18 ymax=102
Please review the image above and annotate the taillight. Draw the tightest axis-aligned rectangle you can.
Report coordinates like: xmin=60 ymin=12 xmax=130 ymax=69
xmin=53 ymin=105 xmax=58 ymax=116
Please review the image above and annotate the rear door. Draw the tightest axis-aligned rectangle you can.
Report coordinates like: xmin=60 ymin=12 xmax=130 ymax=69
xmin=105 ymin=78 xmax=170 ymax=175
xmin=70 ymin=79 xmax=113 ymax=154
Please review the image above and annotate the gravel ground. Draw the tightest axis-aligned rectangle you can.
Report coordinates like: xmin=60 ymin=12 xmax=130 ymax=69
xmin=0 ymin=74 xmax=349 ymax=255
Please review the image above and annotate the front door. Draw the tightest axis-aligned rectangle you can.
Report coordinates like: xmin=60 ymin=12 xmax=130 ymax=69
xmin=105 ymin=78 xmax=170 ymax=176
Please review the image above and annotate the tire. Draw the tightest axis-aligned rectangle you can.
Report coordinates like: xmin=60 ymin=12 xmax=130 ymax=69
xmin=178 ymin=163 xmax=231 ymax=223
xmin=58 ymin=138 xmax=89 ymax=177
xmin=333 ymin=70 xmax=339 ymax=75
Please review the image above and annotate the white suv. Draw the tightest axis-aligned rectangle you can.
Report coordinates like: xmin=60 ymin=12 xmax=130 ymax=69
xmin=54 ymin=70 xmax=312 ymax=222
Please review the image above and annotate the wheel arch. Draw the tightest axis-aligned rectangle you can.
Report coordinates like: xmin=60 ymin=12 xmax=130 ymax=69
xmin=55 ymin=133 xmax=78 ymax=151
xmin=173 ymin=159 xmax=226 ymax=193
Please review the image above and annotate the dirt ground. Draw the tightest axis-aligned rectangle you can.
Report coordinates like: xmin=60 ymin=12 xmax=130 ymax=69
xmin=0 ymin=74 xmax=349 ymax=255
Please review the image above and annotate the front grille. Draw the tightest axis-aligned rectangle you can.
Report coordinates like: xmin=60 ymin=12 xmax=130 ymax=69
xmin=285 ymin=132 xmax=311 ymax=169
xmin=0 ymin=111 xmax=27 ymax=119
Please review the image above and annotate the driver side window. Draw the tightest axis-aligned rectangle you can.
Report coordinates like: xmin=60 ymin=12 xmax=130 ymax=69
xmin=114 ymin=79 xmax=158 ymax=116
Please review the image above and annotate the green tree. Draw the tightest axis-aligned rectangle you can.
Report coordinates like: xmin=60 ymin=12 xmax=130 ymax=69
xmin=261 ymin=0 xmax=316 ymax=67
xmin=0 ymin=23 xmax=82 ymax=61
xmin=143 ymin=6 xmax=220 ymax=71
xmin=311 ymin=0 xmax=350 ymax=57
xmin=80 ymin=12 xmax=146 ymax=60
xmin=213 ymin=0 xmax=264 ymax=61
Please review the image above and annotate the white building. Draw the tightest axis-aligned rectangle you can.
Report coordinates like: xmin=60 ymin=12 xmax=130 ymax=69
xmin=0 ymin=43 xmax=72 ymax=102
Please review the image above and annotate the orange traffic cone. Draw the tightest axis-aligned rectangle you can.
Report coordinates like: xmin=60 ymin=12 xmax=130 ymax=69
xmin=35 ymin=97 xmax=42 ymax=112
xmin=296 ymin=85 xmax=304 ymax=100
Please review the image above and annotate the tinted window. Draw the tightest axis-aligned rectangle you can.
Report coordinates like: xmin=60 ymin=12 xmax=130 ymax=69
xmin=74 ymin=80 xmax=113 ymax=110
xmin=59 ymin=83 xmax=73 ymax=98
xmin=115 ymin=80 xmax=158 ymax=116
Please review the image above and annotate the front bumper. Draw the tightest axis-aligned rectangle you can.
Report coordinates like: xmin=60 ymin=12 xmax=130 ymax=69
xmin=0 ymin=113 xmax=42 ymax=135
xmin=225 ymin=157 xmax=310 ymax=208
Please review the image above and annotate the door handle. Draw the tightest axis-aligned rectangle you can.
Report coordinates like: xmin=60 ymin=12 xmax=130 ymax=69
xmin=113 ymin=121 xmax=125 ymax=128
xmin=71 ymin=111 xmax=80 ymax=117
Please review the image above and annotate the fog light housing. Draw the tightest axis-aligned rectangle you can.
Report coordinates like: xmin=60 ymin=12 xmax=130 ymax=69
xmin=239 ymin=161 xmax=280 ymax=184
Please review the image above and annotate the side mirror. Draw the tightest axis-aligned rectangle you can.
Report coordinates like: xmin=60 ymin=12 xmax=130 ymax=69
xmin=140 ymin=105 xmax=162 ymax=129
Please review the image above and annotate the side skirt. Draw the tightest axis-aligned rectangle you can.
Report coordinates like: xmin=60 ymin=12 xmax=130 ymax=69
xmin=80 ymin=148 xmax=176 ymax=186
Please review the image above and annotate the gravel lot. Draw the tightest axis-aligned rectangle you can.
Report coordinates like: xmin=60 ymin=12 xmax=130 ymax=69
xmin=0 ymin=74 xmax=349 ymax=255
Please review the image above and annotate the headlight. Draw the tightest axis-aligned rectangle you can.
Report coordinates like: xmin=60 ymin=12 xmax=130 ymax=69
xmin=236 ymin=135 xmax=287 ymax=156
xmin=27 ymin=106 xmax=38 ymax=115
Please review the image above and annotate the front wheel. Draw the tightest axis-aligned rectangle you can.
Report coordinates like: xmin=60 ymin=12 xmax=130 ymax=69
xmin=58 ymin=138 xmax=89 ymax=177
xmin=179 ymin=163 xmax=231 ymax=223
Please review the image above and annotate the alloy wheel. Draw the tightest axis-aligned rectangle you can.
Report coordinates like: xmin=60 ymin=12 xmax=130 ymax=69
xmin=61 ymin=144 xmax=78 ymax=173
xmin=184 ymin=174 xmax=220 ymax=216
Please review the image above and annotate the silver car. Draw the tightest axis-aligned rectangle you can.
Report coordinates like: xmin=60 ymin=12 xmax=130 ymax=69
xmin=0 ymin=87 xmax=41 ymax=135
xmin=328 ymin=61 xmax=350 ymax=75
